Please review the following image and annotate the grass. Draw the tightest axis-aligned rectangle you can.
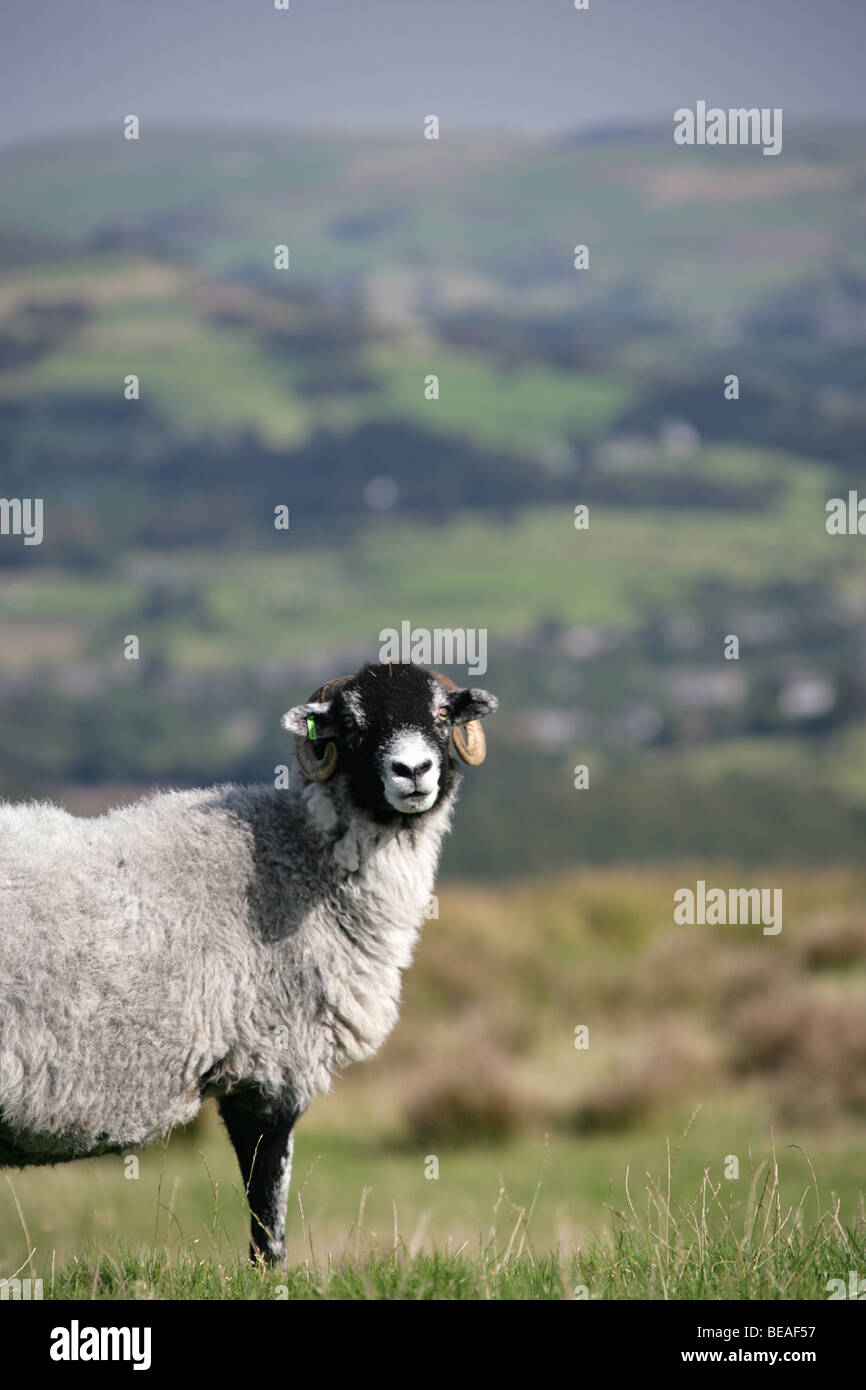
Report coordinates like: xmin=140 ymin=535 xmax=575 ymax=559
xmin=2 ymin=863 xmax=866 ymax=1299
xmin=11 ymin=305 xmax=313 ymax=446
xmin=4 ymin=1123 xmax=863 ymax=1299
xmin=364 ymin=344 xmax=634 ymax=452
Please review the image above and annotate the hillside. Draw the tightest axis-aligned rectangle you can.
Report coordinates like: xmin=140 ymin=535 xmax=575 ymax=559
xmin=1 ymin=123 xmax=865 ymax=872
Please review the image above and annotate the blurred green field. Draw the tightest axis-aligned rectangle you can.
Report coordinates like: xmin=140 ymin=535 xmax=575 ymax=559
xmin=3 ymin=127 xmax=865 ymax=871
xmin=4 ymin=125 xmax=858 ymax=311
xmin=0 ymin=454 xmax=847 ymax=671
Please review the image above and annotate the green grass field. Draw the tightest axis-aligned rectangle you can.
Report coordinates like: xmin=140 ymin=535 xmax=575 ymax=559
xmin=0 ymin=448 xmax=845 ymax=675
xmin=3 ymin=1116 xmax=862 ymax=1299
xmin=2 ymin=867 xmax=865 ymax=1300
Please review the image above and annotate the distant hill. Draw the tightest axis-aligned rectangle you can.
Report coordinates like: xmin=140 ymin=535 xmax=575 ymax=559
xmin=2 ymin=121 xmax=866 ymax=873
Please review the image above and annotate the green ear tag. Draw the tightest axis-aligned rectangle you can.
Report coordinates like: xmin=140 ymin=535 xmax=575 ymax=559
xmin=306 ymin=715 xmax=317 ymax=742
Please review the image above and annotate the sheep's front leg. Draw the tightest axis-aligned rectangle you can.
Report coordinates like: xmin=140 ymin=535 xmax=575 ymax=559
xmin=218 ymin=1089 xmax=299 ymax=1264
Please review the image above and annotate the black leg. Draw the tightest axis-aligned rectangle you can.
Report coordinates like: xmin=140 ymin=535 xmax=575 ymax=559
xmin=218 ymin=1089 xmax=299 ymax=1263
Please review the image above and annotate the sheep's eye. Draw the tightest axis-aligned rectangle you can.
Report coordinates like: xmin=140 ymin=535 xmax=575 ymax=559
xmin=343 ymin=715 xmax=355 ymax=729
xmin=437 ymin=706 xmax=449 ymax=721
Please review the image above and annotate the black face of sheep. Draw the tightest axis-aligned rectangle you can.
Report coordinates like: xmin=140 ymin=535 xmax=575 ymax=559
xmin=283 ymin=663 xmax=498 ymax=821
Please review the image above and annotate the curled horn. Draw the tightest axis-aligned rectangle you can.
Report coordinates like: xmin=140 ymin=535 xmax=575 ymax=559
xmin=429 ymin=669 xmax=487 ymax=767
xmin=295 ymin=675 xmax=353 ymax=783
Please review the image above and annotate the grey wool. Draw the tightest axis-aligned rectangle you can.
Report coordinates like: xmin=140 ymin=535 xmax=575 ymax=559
xmin=0 ymin=662 xmax=498 ymax=1260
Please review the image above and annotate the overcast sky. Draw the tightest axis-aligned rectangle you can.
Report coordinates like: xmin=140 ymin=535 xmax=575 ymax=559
xmin=2 ymin=0 xmax=864 ymax=147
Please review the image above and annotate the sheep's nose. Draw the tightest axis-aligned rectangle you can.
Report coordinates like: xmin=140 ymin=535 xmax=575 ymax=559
xmin=392 ymin=759 xmax=433 ymax=781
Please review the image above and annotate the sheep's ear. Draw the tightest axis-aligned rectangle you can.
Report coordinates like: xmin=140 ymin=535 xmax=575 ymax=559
xmin=447 ymin=688 xmax=498 ymax=726
xmin=281 ymin=699 xmax=336 ymax=738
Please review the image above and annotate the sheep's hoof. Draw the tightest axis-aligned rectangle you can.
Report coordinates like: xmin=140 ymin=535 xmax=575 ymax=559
xmin=250 ymin=1242 xmax=286 ymax=1267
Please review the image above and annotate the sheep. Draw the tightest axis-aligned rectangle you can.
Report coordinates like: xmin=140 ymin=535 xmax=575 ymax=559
xmin=0 ymin=662 xmax=498 ymax=1262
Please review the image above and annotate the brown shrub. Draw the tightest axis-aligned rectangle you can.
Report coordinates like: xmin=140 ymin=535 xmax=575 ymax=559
xmin=566 ymin=1017 xmax=722 ymax=1134
xmin=402 ymin=1056 xmax=537 ymax=1148
xmin=794 ymin=912 xmax=866 ymax=973
xmin=730 ymin=986 xmax=866 ymax=1121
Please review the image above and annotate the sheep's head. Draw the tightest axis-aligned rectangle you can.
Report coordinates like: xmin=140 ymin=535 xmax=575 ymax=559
xmin=282 ymin=663 xmax=498 ymax=819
